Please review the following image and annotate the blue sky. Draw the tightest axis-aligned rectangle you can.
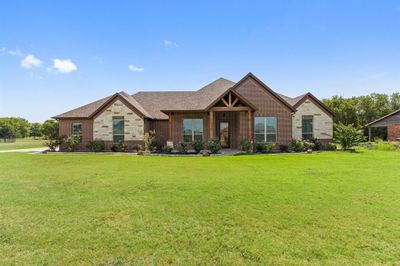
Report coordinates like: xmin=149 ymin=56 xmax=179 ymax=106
xmin=1 ymin=0 xmax=400 ymax=122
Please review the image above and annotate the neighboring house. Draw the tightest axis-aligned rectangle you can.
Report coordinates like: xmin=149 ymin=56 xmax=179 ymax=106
xmin=53 ymin=73 xmax=334 ymax=151
xmin=366 ymin=109 xmax=400 ymax=141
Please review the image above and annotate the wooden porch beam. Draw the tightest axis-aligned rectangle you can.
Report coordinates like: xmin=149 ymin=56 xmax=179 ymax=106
xmin=231 ymin=97 xmax=239 ymax=107
xmin=228 ymin=92 xmax=232 ymax=107
xmin=221 ymin=98 xmax=229 ymax=107
xmin=210 ymin=106 xmax=252 ymax=112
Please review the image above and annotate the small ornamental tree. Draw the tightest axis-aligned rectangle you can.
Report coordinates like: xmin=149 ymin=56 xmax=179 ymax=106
xmin=334 ymin=123 xmax=364 ymax=150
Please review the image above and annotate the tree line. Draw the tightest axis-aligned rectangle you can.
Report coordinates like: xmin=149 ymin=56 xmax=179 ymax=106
xmin=0 ymin=118 xmax=58 ymax=141
xmin=322 ymin=93 xmax=400 ymax=139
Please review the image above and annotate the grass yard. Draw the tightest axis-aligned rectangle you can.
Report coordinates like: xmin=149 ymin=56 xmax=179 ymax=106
xmin=0 ymin=138 xmax=45 ymax=150
xmin=0 ymin=151 xmax=399 ymax=265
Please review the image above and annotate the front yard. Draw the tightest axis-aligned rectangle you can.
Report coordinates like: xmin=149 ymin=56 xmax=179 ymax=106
xmin=0 ymin=151 xmax=399 ymax=264
xmin=0 ymin=138 xmax=45 ymax=151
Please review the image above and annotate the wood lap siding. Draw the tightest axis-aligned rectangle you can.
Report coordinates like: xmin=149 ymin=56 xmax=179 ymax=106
xmin=58 ymin=118 xmax=93 ymax=151
xmin=233 ymin=77 xmax=293 ymax=146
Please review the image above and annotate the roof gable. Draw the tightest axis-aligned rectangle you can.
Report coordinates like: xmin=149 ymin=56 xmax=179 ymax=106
xmin=293 ymin=93 xmax=335 ymax=117
xmin=366 ymin=109 xmax=400 ymax=127
xmin=230 ymin=73 xmax=296 ymax=112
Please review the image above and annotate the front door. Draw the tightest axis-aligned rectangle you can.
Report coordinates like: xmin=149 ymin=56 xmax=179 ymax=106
xmin=219 ymin=122 xmax=230 ymax=148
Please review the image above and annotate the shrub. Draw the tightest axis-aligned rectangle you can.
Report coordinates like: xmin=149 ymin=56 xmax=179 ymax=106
xmin=145 ymin=130 xmax=160 ymax=152
xmin=334 ymin=123 xmax=364 ymax=150
xmin=177 ymin=142 xmax=188 ymax=153
xmin=264 ymin=143 xmax=274 ymax=153
xmin=279 ymin=145 xmax=289 ymax=153
xmin=111 ymin=141 xmax=127 ymax=152
xmin=255 ymin=143 xmax=274 ymax=153
xmin=162 ymin=145 xmax=173 ymax=153
xmin=303 ymin=139 xmax=316 ymax=151
xmin=325 ymin=142 xmax=337 ymax=151
xmin=192 ymin=139 xmax=204 ymax=153
xmin=86 ymin=139 xmax=105 ymax=152
xmin=132 ymin=144 xmax=142 ymax=152
xmin=240 ymin=139 xmax=253 ymax=153
xmin=207 ymin=139 xmax=222 ymax=154
xmin=308 ymin=137 xmax=322 ymax=151
xmin=291 ymin=139 xmax=305 ymax=152
xmin=255 ymin=143 xmax=264 ymax=153
xmin=373 ymin=142 xmax=397 ymax=151
xmin=44 ymin=137 xmax=62 ymax=152
xmin=61 ymin=135 xmax=80 ymax=152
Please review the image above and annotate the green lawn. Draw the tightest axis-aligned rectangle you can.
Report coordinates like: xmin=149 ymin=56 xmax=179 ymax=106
xmin=0 ymin=138 xmax=45 ymax=150
xmin=0 ymin=151 xmax=399 ymax=265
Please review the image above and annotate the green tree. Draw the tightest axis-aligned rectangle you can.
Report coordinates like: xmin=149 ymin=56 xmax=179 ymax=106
xmin=0 ymin=119 xmax=17 ymax=141
xmin=42 ymin=119 xmax=59 ymax=140
xmin=30 ymin=122 xmax=43 ymax=138
xmin=334 ymin=123 xmax=364 ymax=150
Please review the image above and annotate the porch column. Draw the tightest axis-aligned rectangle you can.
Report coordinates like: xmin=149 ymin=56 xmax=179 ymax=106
xmin=248 ymin=110 xmax=253 ymax=141
xmin=209 ymin=110 xmax=215 ymax=139
xmin=168 ymin=113 xmax=172 ymax=140
xmin=368 ymin=127 xmax=372 ymax=142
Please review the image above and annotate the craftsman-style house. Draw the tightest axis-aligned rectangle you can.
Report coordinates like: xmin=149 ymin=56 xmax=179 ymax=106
xmin=53 ymin=73 xmax=335 ymax=151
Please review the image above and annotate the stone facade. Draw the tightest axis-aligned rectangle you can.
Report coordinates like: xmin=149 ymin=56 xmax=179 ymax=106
xmin=292 ymin=98 xmax=333 ymax=140
xmin=388 ymin=124 xmax=400 ymax=141
xmin=93 ymin=100 xmax=144 ymax=141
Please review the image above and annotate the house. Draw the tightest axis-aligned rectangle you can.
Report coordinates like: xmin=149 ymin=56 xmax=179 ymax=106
xmin=366 ymin=109 xmax=400 ymax=141
xmin=53 ymin=73 xmax=335 ymax=151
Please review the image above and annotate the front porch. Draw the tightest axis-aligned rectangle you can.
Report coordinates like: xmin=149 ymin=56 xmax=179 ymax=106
xmin=208 ymin=90 xmax=256 ymax=149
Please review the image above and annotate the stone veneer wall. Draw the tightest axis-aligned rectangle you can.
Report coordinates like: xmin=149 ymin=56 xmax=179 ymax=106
xmin=93 ymin=100 xmax=144 ymax=141
xmin=292 ymin=99 xmax=333 ymax=140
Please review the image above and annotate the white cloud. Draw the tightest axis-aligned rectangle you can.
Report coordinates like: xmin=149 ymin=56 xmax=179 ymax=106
xmin=164 ymin=40 xmax=179 ymax=48
xmin=8 ymin=49 xmax=24 ymax=57
xmin=128 ymin=64 xmax=144 ymax=72
xmin=21 ymin=54 xmax=42 ymax=69
xmin=53 ymin=58 xmax=78 ymax=73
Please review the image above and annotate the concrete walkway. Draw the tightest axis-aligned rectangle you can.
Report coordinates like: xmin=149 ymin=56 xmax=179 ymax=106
xmin=0 ymin=147 xmax=48 ymax=153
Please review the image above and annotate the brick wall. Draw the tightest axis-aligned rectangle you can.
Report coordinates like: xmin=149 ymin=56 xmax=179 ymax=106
xmin=233 ymin=77 xmax=293 ymax=146
xmin=388 ymin=124 xmax=400 ymax=141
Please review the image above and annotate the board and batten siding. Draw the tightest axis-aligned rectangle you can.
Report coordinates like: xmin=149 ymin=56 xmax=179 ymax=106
xmin=292 ymin=98 xmax=333 ymax=140
xmin=93 ymin=100 xmax=144 ymax=141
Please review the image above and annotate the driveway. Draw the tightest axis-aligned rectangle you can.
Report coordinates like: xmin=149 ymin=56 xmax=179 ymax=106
xmin=0 ymin=147 xmax=48 ymax=153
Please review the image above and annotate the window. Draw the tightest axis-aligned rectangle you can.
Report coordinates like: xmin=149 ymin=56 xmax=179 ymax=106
xmin=302 ymin=116 xmax=313 ymax=139
xmin=71 ymin=122 xmax=82 ymax=142
xmin=254 ymin=117 xmax=277 ymax=143
xmin=113 ymin=117 xmax=125 ymax=143
xmin=183 ymin=119 xmax=203 ymax=142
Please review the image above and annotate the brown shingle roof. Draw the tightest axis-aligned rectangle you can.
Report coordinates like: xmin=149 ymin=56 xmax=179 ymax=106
xmin=131 ymin=91 xmax=195 ymax=119
xmin=132 ymin=78 xmax=235 ymax=119
xmin=53 ymin=95 xmax=112 ymax=119
xmin=53 ymin=91 xmax=150 ymax=119
xmin=278 ymin=93 xmax=307 ymax=106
